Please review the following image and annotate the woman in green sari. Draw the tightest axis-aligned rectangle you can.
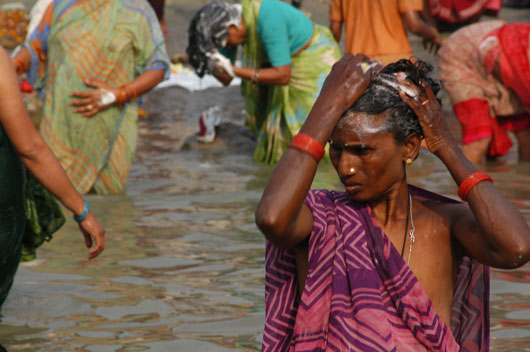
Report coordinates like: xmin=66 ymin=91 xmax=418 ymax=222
xmin=11 ymin=0 xmax=170 ymax=194
xmin=0 ymin=46 xmax=105 ymax=308
xmin=187 ymin=0 xmax=341 ymax=164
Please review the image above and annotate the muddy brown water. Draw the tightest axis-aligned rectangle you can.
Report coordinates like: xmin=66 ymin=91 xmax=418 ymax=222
xmin=1 ymin=1 xmax=530 ymax=350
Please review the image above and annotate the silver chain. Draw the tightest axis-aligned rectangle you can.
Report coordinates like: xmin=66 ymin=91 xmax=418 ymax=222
xmin=407 ymin=194 xmax=416 ymax=265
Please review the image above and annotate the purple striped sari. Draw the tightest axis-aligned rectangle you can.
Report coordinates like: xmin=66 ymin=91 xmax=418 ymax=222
xmin=263 ymin=186 xmax=489 ymax=351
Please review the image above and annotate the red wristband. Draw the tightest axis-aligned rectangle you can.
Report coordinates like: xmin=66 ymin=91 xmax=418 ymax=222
xmin=457 ymin=171 xmax=493 ymax=201
xmin=289 ymin=133 xmax=325 ymax=162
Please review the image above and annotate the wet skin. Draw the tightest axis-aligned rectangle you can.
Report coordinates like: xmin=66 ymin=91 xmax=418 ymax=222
xmin=256 ymin=54 xmax=530 ymax=338
xmin=326 ymin=111 xmax=457 ymax=325
xmin=329 ymin=112 xmax=405 ymax=203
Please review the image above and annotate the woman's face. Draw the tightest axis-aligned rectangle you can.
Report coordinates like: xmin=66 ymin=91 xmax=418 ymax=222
xmin=225 ymin=23 xmax=246 ymax=48
xmin=329 ymin=111 xmax=409 ymax=202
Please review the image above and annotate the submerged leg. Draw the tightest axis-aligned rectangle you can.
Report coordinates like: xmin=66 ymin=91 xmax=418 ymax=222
xmin=515 ymin=128 xmax=530 ymax=161
xmin=462 ymin=137 xmax=491 ymax=164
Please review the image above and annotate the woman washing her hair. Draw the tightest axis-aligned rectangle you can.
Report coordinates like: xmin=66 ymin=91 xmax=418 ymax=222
xmin=255 ymin=54 xmax=530 ymax=350
xmin=187 ymin=0 xmax=341 ymax=164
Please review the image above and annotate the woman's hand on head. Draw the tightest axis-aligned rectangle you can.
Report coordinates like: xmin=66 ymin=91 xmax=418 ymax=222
xmin=318 ymin=54 xmax=382 ymax=114
xmin=397 ymin=73 xmax=456 ymax=155
xmin=78 ymin=211 xmax=105 ymax=259
xmin=70 ymin=80 xmax=120 ymax=117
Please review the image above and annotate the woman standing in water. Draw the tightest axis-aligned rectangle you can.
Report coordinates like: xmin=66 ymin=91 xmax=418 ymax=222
xmin=438 ymin=21 xmax=530 ymax=164
xmin=0 ymin=46 xmax=105 ymax=308
xmin=255 ymin=54 xmax=530 ymax=350
xmin=11 ymin=0 xmax=169 ymax=194
xmin=187 ymin=0 xmax=341 ymax=164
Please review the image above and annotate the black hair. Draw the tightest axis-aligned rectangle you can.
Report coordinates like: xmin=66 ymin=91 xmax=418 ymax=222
xmin=345 ymin=59 xmax=442 ymax=144
xmin=187 ymin=1 xmax=239 ymax=77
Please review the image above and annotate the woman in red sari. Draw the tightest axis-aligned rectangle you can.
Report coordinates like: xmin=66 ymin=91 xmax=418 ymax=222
xmin=438 ymin=21 xmax=530 ymax=163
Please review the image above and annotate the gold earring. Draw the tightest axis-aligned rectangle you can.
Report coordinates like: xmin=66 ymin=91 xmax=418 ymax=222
xmin=406 ymin=158 xmax=413 ymax=165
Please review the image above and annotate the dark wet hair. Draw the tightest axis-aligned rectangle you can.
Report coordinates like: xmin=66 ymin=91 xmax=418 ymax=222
xmin=187 ymin=1 xmax=240 ymax=77
xmin=345 ymin=59 xmax=442 ymax=144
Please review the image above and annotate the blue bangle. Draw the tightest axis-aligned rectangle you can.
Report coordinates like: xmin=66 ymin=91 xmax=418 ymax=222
xmin=73 ymin=200 xmax=90 ymax=223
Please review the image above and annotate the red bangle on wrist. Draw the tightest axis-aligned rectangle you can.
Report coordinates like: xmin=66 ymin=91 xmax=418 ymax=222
xmin=122 ymin=84 xmax=137 ymax=101
xmin=116 ymin=87 xmax=127 ymax=105
xmin=289 ymin=133 xmax=325 ymax=162
xmin=457 ymin=171 xmax=493 ymax=201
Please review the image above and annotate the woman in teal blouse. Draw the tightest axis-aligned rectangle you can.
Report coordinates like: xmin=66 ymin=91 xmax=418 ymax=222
xmin=188 ymin=0 xmax=341 ymax=163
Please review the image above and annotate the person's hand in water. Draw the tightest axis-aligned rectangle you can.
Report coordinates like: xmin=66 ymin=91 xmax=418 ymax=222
xmin=70 ymin=80 xmax=120 ymax=117
xmin=77 ymin=210 xmax=105 ymax=259
xmin=397 ymin=73 xmax=455 ymax=155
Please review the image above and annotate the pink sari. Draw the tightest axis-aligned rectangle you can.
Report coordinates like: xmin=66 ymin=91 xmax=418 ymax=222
xmin=263 ymin=186 xmax=489 ymax=351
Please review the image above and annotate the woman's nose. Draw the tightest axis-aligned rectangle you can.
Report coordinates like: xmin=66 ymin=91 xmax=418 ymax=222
xmin=338 ymin=153 xmax=358 ymax=177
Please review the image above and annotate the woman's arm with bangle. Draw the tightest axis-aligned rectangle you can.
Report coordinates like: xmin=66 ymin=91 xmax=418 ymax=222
xmin=70 ymin=68 xmax=165 ymax=117
xmin=0 ymin=47 xmax=105 ymax=259
xmin=397 ymin=75 xmax=530 ymax=269
xmin=439 ymin=144 xmax=530 ymax=268
xmin=121 ymin=69 xmax=165 ymax=99
xmin=233 ymin=64 xmax=291 ymax=85
xmin=255 ymin=54 xmax=375 ymax=247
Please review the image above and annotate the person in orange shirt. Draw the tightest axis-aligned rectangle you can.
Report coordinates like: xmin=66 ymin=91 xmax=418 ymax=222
xmin=329 ymin=0 xmax=441 ymax=65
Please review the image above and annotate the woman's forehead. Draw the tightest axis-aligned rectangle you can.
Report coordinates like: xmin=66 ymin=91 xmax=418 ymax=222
xmin=335 ymin=111 xmax=390 ymax=138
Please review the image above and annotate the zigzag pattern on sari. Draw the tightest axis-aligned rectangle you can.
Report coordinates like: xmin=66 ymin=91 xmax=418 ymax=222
xmin=263 ymin=187 xmax=489 ymax=351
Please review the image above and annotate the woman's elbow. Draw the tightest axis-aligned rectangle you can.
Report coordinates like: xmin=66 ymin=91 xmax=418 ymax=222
xmin=279 ymin=75 xmax=290 ymax=85
xmin=499 ymin=239 xmax=530 ymax=269
xmin=406 ymin=21 xmax=422 ymax=35
xmin=509 ymin=243 xmax=530 ymax=268
xmin=154 ymin=70 xmax=165 ymax=85
xmin=255 ymin=205 xmax=278 ymax=236
xmin=16 ymin=136 xmax=46 ymax=161
xmin=255 ymin=206 xmax=289 ymax=247
xmin=277 ymin=73 xmax=291 ymax=86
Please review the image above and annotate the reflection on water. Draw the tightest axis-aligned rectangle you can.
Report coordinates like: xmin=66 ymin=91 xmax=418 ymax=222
xmin=1 ymin=102 xmax=529 ymax=351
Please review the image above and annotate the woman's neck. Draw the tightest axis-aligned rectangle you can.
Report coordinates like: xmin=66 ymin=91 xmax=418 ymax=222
xmin=369 ymin=180 xmax=409 ymax=227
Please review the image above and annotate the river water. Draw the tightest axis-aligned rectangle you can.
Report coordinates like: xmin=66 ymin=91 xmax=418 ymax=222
xmin=1 ymin=1 xmax=530 ymax=351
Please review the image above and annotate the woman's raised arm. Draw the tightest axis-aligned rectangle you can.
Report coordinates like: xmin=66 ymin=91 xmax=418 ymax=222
xmin=255 ymin=54 xmax=377 ymax=247
xmin=398 ymin=75 xmax=530 ymax=268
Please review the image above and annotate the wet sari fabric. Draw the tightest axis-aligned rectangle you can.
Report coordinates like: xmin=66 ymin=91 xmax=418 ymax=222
xmin=0 ymin=125 xmax=25 ymax=307
xmin=240 ymin=0 xmax=341 ymax=164
xmin=263 ymin=187 xmax=489 ymax=351
xmin=23 ymin=0 xmax=169 ymax=194
xmin=427 ymin=0 xmax=500 ymax=24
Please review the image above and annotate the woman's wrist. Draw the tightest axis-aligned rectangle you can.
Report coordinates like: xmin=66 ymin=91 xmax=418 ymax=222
xmin=289 ymin=133 xmax=325 ymax=162
xmin=115 ymin=84 xmax=137 ymax=106
xmin=251 ymin=69 xmax=260 ymax=84
xmin=299 ymin=103 xmax=343 ymax=145
xmin=73 ymin=199 xmax=90 ymax=223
